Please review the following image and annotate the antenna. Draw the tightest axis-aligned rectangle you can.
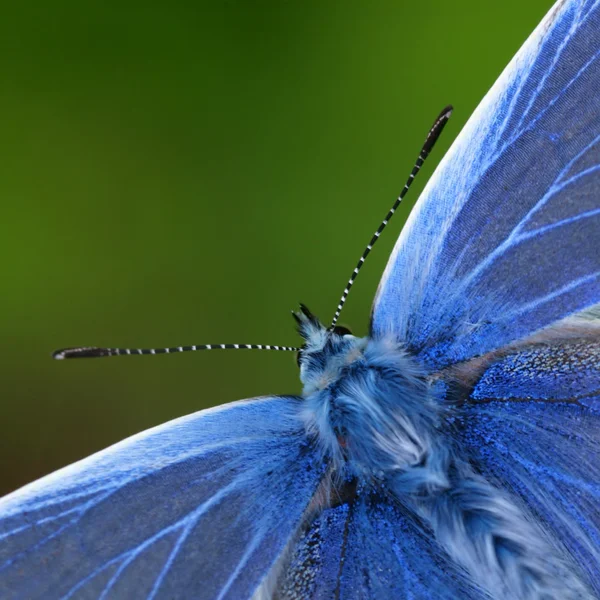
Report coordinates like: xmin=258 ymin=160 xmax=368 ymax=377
xmin=329 ymin=105 xmax=453 ymax=330
xmin=54 ymin=108 xmax=452 ymax=360
xmin=53 ymin=343 xmax=300 ymax=360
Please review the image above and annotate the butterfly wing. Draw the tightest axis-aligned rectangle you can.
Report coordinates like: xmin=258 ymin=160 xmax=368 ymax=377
xmin=276 ymin=485 xmax=486 ymax=600
xmin=372 ymin=0 xmax=600 ymax=369
xmin=471 ymin=333 xmax=600 ymax=407
xmin=0 ymin=396 xmax=324 ymax=600
xmin=455 ymin=335 xmax=600 ymax=594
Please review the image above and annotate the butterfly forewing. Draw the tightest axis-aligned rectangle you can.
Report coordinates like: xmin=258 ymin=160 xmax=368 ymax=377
xmin=372 ymin=0 xmax=600 ymax=369
xmin=0 ymin=396 xmax=325 ymax=600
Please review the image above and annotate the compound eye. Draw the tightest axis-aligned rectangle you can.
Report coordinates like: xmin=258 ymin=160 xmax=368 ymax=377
xmin=332 ymin=325 xmax=352 ymax=336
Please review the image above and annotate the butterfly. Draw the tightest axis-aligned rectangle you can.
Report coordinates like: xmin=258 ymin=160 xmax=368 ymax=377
xmin=2 ymin=0 xmax=600 ymax=598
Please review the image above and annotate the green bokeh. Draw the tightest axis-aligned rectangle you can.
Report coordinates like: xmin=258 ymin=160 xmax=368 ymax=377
xmin=1 ymin=0 xmax=554 ymax=495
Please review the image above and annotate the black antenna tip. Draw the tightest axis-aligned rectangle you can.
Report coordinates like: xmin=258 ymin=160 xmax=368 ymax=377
xmin=53 ymin=347 xmax=111 ymax=360
xmin=422 ymin=105 xmax=453 ymax=154
xmin=439 ymin=104 xmax=454 ymax=118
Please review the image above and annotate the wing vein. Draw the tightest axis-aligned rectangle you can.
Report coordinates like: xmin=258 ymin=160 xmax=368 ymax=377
xmin=454 ymin=132 xmax=600 ymax=297
xmin=500 ymin=270 xmax=600 ymax=318
xmin=513 ymin=2 xmax=582 ymax=135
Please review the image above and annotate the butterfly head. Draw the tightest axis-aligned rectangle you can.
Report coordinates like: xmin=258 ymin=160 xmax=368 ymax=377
xmin=293 ymin=304 xmax=367 ymax=396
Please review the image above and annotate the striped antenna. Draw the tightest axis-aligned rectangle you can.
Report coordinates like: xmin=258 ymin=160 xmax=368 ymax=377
xmin=53 ymin=343 xmax=300 ymax=360
xmin=329 ymin=105 xmax=453 ymax=330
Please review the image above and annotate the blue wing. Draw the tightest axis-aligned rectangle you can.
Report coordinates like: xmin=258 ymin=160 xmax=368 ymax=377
xmin=471 ymin=336 xmax=600 ymax=407
xmin=372 ymin=0 xmax=600 ymax=368
xmin=456 ymin=337 xmax=600 ymax=594
xmin=0 ymin=396 xmax=324 ymax=600
xmin=276 ymin=484 xmax=485 ymax=599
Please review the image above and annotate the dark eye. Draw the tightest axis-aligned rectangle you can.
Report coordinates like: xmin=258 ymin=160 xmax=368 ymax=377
xmin=332 ymin=325 xmax=352 ymax=336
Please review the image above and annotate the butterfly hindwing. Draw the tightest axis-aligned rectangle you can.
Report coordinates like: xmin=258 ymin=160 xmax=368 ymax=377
xmin=471 ymin=336 xmax=600 ymax=406
xmin=0 ymin=396 xmax=324 ymax=600
xmin=372 ymin=0 xmax=600 ymax=368
xmin=277 ymin=485 xmax=485 ymax=600
xmin=456 ymin=337 xmax=600 ymax=594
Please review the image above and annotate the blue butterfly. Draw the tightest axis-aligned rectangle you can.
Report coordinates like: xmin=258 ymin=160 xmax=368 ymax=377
xmin=2 ymin=0 xmax=600 ymax=598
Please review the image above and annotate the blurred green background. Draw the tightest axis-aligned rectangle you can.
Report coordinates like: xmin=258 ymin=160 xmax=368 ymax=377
xmin=1 ymin=0 xmax=554 ymax=495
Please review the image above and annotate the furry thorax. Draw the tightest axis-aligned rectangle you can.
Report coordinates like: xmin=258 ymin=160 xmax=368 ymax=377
xmin=293 ymin=307 xmax=591 ymax=600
